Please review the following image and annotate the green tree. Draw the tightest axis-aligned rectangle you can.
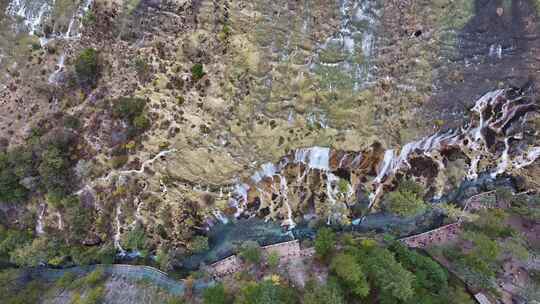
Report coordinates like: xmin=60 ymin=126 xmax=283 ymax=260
xmin=203 ymin=283 xmax=228 ymax=304
xmin=39 ymin=144 xmax=71 ymax=197
xmin=191 ymin=63 xmax=205 ymax=81
xmin=0 ymin=150 xmax=32 ymax=202
xmin=330 ymin=253 xmax=370 ymax=297
xmin=447 ymin=284 xmax=475 ymax=304
xmin=238 ymin=241 xmax=261 ymax=264
xmin=472 ymin=209 xmax=514 ymax=238
xmin=0 ymin=227 xmax=33 ymax=261
xmin=75 ymin=48 xmax=99 ymax=87
xmin=314 ymin=227 xmax=336 ymax=259
xmin=361 ymin=246 xmax=415 ymax=302
xmin=463 ymin=232 xmax=500 ymax=263
xmin=123 ymin=224 xmax=146 ymax=251
xmin=111 ymin=97 xmax=150 ymax=136
xmin=83 ymin=268 xmax=106 ymax=287
xmin=437 ymin=203 xmax=478 ymax=223
xmin=391 ymin=242 xmax=448 ymax=292
xmin=112 ymin=97 xmax=147 ymax=120
xmin=156 ymin=246 xmax=172 ymax=271
xmin=266 ymin=251 xmax=280 ymax=269
xmin=235 ymin=280 xmax=296 ymax=304
xmin=63 ymin=196 xmax=94 ymax=243
xmin=9 ymin=237 xmax=58 ymax=266
xmin=303 ymin=279 xmax=345 ymax=304
xmin=56 ymin=272 xmax=78 ymax=290
xmin=191 ymin=235 xmax=209 ymax=253
xmin=96 ymin=243 xmax=116 ymax=264
xmin=386 ymin=179 xmax=426 ymax=217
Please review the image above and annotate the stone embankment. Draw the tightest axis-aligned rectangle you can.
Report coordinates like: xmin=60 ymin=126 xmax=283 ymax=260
xmin=209 ymin=240 xmax=315 ymax=278
xmin=399 ymin=191 xmax=498 ymax=249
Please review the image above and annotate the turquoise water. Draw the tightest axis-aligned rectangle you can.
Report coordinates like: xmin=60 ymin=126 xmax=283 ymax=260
xmin=181 ymin=218 xmax=293 ymax=269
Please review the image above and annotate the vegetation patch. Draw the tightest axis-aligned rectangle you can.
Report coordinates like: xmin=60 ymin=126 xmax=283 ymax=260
xmin=385 ymin=179 xmax=427 ymax=217
xmin=75 ymin=48 xmax=99 ymax=88
xmin=191 ymin=63 xmax=205 ymax=81
xmin=111 ymin=97 xmax=151 ymax=137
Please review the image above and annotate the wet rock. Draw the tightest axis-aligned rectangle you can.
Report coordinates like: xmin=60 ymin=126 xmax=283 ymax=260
xmin=20 ymin=176 xmax=40 ymax=191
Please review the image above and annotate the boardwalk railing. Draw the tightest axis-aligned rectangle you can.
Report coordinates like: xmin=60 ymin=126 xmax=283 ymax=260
xmin=29 ymin=264 xmax=191 ymax=295
xmin=399 ymin=191 xmax=497 ymax=248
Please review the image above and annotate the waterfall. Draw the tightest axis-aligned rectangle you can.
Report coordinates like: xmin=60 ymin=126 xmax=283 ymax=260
xmin=56 ymin=211 xmax=64 ymax=230
xmin=6 ymin=0 xmax=53 ymax=38
xmin=118 ymin=149 xmax=177 ymax=175
xmin=514 ymin=147 xmax=540 ymax=169
xmin=492 ymin=137 xmax=510 ymax=178
xmin=114 ymin=204 xmax=126 ymax=256
xmin=212 ymin=210 xmax=229 ymax=224
xmin=489 ymin=44 xmax=502 ymax=59
xmin=224 ymin=88 xmax=539 ymax=226
xmin=48 ymin=53 xmax=65 ymax=84
xmin=374 ymin=149 xmax=395 ymax=183
xmin=36 ymin=203 xmax=46 ymax=234
xmin=251 ymin=162 xmax=276 ymax=183
xmin=294 ymin=146 xmax=330 ymax=170
xmin=41 ymin=0 xmax=95 ymax=84
xmin=279 ymin=175 xmax=295 ymax=228
xmin=313 ymin=0 xmax=379 ymax=90
xmin=230 ymin=183 xmax=249 ymax=218
xmin=130 ymin=197 xmax=144 ymax=228
xmin=325 ymin=172 xmax=340 ymax=225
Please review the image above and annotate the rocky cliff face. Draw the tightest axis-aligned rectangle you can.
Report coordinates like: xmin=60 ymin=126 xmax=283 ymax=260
xmin=1 ymin=0 xmax=539 ymax=254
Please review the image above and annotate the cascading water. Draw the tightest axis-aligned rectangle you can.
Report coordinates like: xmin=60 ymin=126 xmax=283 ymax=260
xmin=48 ymin=0 xmax=94 ymax=84
xmin=218 ymin=88 xmax=539 ymax=227
xmin=48 ymin=53 xmax=65 ymax=84
xmin=279 ymin=175 xmax=295 ymax=228
xmin=114 ymin=203 xmax=126 ymax=256
xmin=6 ymin=0 xmax=53 ymax=38
xmin=312 ymin=0 xmax=379 ymax=91
xmin=5 ymin=0 xmax=95 ymax=84
xmin=36 ymin=203 xmax=46 ymax=234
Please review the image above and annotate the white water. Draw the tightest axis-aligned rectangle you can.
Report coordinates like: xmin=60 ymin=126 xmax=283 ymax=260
xmin=6 ymin=0 xmax=53 ymax=38
xmin=114 ymin=203 xmax=126 ymax=256
xmin=514 ymin=147 xmax=540 ymax=169
xmin=56 ymin=211 xmax=64 ymax=230
xmin=36 ymin=203 xmax=46 ymax=234
xmin=212 ymin=210 xmax=229 ymax=224
xmin=251 ymin=162 xmax=276 ymax=183
xmin=492 ymin=137 xmax=511 ymax=178
xmin=279 ymin=175 xmax=295 ymax=228
xmin=314 ymin=0 xmax=379 ymax=90
xmin=48 ymin=53 xmax=65 ymax=84
xmin=130 ymin=197 xmax=144 ymax=228
xmin=294 ymin=146 xmax=330 ymax=170
xmin=118 ymin=149 xmax=177 ymax=175
xmin=489 ymin=44 xmax=502 ymax=59
xmin=230 ymin=183 xmax=249 ymax=218
xmin=325 ymin=172 xmax=340 ymax=225
xmin=230 ymin=89 xmax=540 ymax=225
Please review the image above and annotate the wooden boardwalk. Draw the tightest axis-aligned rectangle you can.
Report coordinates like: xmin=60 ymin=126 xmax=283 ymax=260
xmin=399 ymin=222 xmax=462 ymax=248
